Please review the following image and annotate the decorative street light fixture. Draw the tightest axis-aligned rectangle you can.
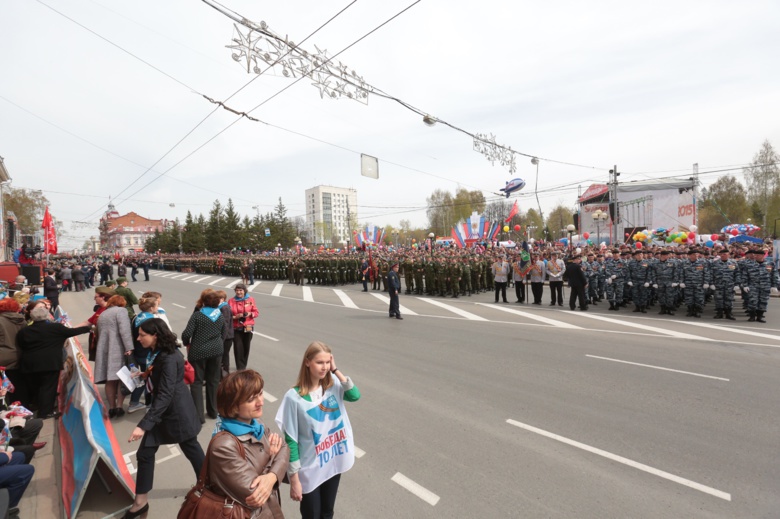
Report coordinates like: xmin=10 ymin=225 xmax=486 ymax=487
xmin=277 ymin=243 xmax=281 ymax=256
xmin=428 ymin=232 xmax=435 ymax=255
xmin=566 ymin=224 xmax=576 ymax=252
xmin=592 ymin=209 xmax=608 ymax=246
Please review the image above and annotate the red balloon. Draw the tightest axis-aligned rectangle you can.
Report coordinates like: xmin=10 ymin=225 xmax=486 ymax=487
xmin=513 ymin=224 xmax=521 ymax=232
xmin=635 ymin=242 xmax=643 ymax=249
xmin=625 ymin=233 xmax=630 ymax=237
xmin=710 ymin=234 xmax=719 ymax=241
xmin=687 ymin=232 xmax=695 ymax=239
xmin=583 ymin=232 xmax=590 ymax=239
xmin=730 ymin=229 xmax=739 ymax=236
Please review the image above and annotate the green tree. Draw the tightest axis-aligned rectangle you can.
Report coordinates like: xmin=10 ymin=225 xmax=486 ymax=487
xmin=697 ymin=175 xmax=749 ymax=233
xmin=524 ymin=208 xmax=544 ymax=240
xmin=2 ymin=187 xmax=49 ymax=235
xmin=205 ymin=200 xmax=225 ymax=252
xmin=452 ymin=188 xmax=486 ymax=223
xmin=222 ymin=199 xmax=241 ymax=250
xmin=181 ymin=211 xmax=206 ymax=253
xmin=743 ymin=139 xmax=780 ymax=232
xmin=426 ymin=189 xmax=455 ymax=236
xmin=545 ymin=204 xmax=574 ymax=237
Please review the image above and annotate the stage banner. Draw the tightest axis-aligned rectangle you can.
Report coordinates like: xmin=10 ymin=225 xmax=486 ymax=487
xmin=56 ymin=308 xmax=135 ymax=518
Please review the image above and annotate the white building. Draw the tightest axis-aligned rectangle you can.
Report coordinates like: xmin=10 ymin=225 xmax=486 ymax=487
xmin=305 ymin=186 xmax=357 ymax=246
xmin=0 ymin=157 xmax=11 ymax=262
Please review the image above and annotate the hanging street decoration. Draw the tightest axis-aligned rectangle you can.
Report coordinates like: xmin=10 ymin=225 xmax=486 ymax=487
xmin=473 ymin=133 xmax=517 ymax=174
xmin=226 ymin=21 xmax=372 ymax=104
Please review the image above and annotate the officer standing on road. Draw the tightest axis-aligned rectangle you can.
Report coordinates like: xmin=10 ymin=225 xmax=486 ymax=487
xmin=711 ymin=248 xmax=740 ymax=320
xmin=387 ymin=262 xmax=402 ymax=319
xmin=680 ymin=248 xmax=710 ymax=318
xmin=652 ymin=250 xmax=678 ymax=315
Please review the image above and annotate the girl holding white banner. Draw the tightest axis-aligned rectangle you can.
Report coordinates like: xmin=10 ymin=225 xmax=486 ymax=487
xmin=275 ymin=341 xmax=360 ymax=519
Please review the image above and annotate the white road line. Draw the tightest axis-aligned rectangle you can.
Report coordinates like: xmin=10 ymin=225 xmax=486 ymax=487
xmin=271 ymin=284 xmax=283 ymax=297
xmin=123 ymin=445 xmax=180 ymax=475
xmin=668 ymin=319 xmax=780 ymax=341
xmin=208 ymin=277 xmax=227 ymax=286
xmin=196 ymin=276 xmax=213 ymax=284
xmin=585 ymin=354 xmax=730 ymax=381
xmin=302 ymin=286 xmax=314 ymax=302
xmin=159 ymin=272 xmax=176 ymax=278
xmin=479 ymin=303 xmax=582 ymax=329
xmin=180 ymin=275 xmax=200 ymax=281
xmin=419 ymin=298 xmax=486 ymax=321
xmin=354 ymin=446 xmax=366 ymax=458
xmin=252 ymin=331 xmax=279 ymax=342
xmin=225 ymin=279 xmax=240 ymax=289
xmin=572 ymin=312 xmax=712 ymax=341
xmin=333 ymin=289 xmax=359 ymax=309
xmin=506 ymin=419 xmax=731 ymax=501
xmin=249 ymin=282 xmax=262 ymax=292
xmin=370 ymin=293 xmax=419 ymax=316
xmin=172 ymin=303 xmax=186 ymax=309
xmin=391 ymin=473 xmax=440 ymax=506
xmin=263 ymin=392 xmax=278 ymax=402
xmin=170 ymin=274 xmax=187 ymax=279
xmin=156 ymin=445 xmax=181 ymax=464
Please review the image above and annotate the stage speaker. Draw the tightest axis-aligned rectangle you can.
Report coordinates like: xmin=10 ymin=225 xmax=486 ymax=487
xmin=21 ymin=265 xmax=42 ymax=285
xmin=573 ymin=214 xmax=579 ymax=231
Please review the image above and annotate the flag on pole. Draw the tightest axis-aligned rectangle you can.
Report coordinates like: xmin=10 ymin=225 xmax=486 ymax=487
xmin=504 ymin=200 xmax=519 ymax=223
xmin=42 ymin=206 xmax=58 ymax=254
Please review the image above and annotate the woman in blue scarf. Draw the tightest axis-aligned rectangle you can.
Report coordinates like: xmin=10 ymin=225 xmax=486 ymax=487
xmin=205 ymin=370 xmax=288 ymax=518
xmin=182 ymin=289 xmax=224 ymax=424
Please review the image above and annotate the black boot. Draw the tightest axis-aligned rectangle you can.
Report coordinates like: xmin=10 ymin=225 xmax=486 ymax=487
xmin=633 ymin=305 xmax=641 ymax=313
xmin=725 ymin=309 xmax=735 ymax=320
xmin=659 ymin=306 xmax=666 ymax=315
xmin=757 ymin=311 xmax=766 ymax=323
xmin=640 ymin=305 xmax=647 ymax=313
xmin=666 ymin=307 xmax=675 ymax=316
xmin=686 ymin=305 xmax=694 ymax=317
xmin=694 ymin=305 xmax=702 ymax=318
xmin=714 ymin=309 xmax=723 ymax=319
xmin=748 ymin=310 xmax=756 ymax=322
xmin=609 ymin=302 xmax=616 ymax=310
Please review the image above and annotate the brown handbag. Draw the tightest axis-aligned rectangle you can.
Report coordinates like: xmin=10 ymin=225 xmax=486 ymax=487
xmin=177 ymin=432 xmax=252 ymax=519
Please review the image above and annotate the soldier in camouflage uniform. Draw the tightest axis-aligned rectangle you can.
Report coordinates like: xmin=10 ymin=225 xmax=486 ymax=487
xmin=403 ymin=257 xmax=414 ymax=294
xmin=414 ymin=257 xmax=425 ymax=295
xmin=747 ymin=249 xmax=779 ymax=322
xmin=651 ymin=250 xmax=679 ymax=315
xmin=680 ymin=249 xmax=710 ymax=318
xmin=710 ymin=248 xmax=740 ymax=320
xmin=627 ymin=250 xmax=654 ymax=313
xmin=461 ymin=257 xmax=472 ymax=296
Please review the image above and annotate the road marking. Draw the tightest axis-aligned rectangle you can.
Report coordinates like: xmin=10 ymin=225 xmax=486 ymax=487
xmin=180 ymin=275 xmax=200 ymax=281
xmin=370 ymin=293 xmax=418 ymax=316
xmin=123 ymin=445 xmax=181 ymax=475
xmin=137 ymin=291 xmax=145 ymax=295
xmin=506 ymin=419 xmax=731 ymax=501
xmin=170 ymin=274 xmax=187 ymax=279
xmin=572 ymin=312 xmax=712 ymax=341
xmin=208 ymin=277 xmax=227 ymax=286
xmin=225 ymin=279 xmax=240 ymax=289
xmin=264 ymin=392 xmax=278 ymax=402
xmin=585 ymin=354 xmax=729 ymax=381
xmin=419 ymin=298 xmax=486 ymax=321
xmin=391 ymin=473 xmax=440 ymax=506
xmin=159 ymin=272 xmax=176 ymax=278
xmin=271 ymin=284 xmax=283 ymax=297
xmin=354 ymin=446 xmax=366 ymax=458
xmin=668 ymin=320 xmax=780 ymax=342
xmin=479 ymin=303 xmax=582 ymax=329
xmin=172 ymin=303 xmax=186 ymax=309
xmin=333 ymin=289 xmax=359 ymax=309
xmin=249 ymin=282 xmax=262 ymax=292
xmin=302 ymin=286 xmax=314 ymax=302
xmin=196 ymin=276 xmax=213 ymax=284
xmin=253 ymin=331 xmax=279 ymax=342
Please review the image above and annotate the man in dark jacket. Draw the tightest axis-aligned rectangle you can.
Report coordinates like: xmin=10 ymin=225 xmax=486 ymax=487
xmin=15 ymin=306 xmax=90 ymax=418
xmin=42 ymin=270 xmax=60 ymax=310
xmin=387 ymin=262 xmax=402 ymax=320
xmin=566 ymin=254 xmax=589 ymax=311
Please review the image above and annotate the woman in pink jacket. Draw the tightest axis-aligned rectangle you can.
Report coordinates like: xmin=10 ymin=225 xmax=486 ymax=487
xmin=228 ymin=284 xmax=259 ymax=371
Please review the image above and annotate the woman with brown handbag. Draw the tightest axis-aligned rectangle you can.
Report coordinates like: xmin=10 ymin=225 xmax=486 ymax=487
xmin=181 ymin=370 xmax=287 ymax=518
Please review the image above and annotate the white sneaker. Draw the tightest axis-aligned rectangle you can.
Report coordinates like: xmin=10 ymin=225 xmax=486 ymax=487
xmin=127 ymin=402 xmax=147 ymax=414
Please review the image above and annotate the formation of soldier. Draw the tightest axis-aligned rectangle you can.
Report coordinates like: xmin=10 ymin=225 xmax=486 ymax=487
xmin=146 ymin=242 xmax=777 ymax=323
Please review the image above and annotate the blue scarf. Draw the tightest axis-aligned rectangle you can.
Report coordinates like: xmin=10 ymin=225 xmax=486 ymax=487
xmin=234 ymin=294 xmax=250 ymax=302
xmin=200 ymin=306 xmax=221 ymax=322
xmin=134 ymin=312 xmax=154 ymax=327
xmin=213 ymin=417 xmax=264 ymax=440
xmin=218 ymin=301 xmax=227 ymax=309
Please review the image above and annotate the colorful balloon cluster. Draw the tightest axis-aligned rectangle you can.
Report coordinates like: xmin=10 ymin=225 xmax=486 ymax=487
xmin=721 ymin=223 xmax=760 ymax=236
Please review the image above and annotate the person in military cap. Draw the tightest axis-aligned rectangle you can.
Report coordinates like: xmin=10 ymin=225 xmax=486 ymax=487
xmin=387 ymin=262 xmax=402 ymax=319
xmin=565 ymin=254 xmax=588 ymax=311
xmin=680 ymin=248 xmax=710 ymax=317
xmin=652 ymin=249 xmax=678 ymax=315
xmin=114 ymin=277 xmax=138 ymax=320
xmin=711 ymin=248 xmax=740 ymax=320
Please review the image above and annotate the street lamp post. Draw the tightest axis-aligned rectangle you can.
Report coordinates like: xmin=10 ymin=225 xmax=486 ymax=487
xmin=566 ymin=224 xmax=576 ymax=252
xmin=277 ymin=243 xmax=281 ymax=256
xmin=428 ymin=232 xmax=435 ymax=255
xmin=592 ymin=209 xmax=608 ymax=246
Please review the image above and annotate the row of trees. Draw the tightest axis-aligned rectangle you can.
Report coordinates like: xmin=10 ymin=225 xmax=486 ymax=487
xmin=145 ymin=198 xmax=304 ymax=253
xmin=698 ymin=140 xmax=780 ymax=236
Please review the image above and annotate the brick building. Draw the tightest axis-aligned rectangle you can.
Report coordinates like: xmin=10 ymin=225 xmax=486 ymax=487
xmin=99 ymin=203 xmax=166 ymax=253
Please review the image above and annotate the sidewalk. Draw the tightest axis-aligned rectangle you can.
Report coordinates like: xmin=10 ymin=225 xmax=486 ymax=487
xmin=18 ymin=417 xmax=62 ymax=518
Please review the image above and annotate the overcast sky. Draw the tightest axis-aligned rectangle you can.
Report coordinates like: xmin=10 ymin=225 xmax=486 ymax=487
xmin=2 ymin=0 xmax=778 ymax=248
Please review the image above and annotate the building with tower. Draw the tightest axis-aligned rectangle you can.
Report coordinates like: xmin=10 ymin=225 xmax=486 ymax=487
xmin=98 ymin=202 xmax=167 ymax=253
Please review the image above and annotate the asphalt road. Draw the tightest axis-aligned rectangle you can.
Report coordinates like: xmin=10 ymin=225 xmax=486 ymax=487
xmin=62 ymin=271 xmax=780 ymax=518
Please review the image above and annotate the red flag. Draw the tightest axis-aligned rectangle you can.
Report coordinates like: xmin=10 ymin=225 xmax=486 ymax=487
xmin=41 ymin=207 xmax=58 ymax=254
xmin=504 ymin=200 xmax=519 ymax=223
